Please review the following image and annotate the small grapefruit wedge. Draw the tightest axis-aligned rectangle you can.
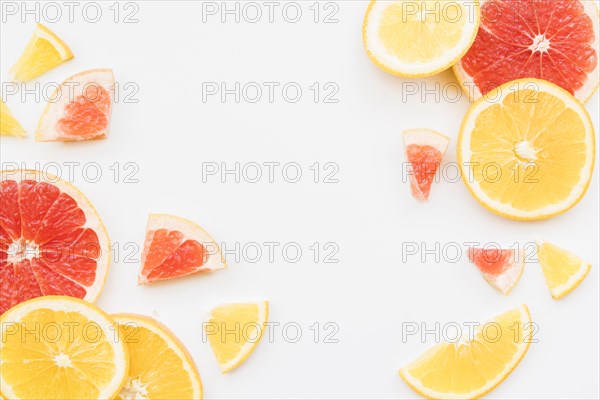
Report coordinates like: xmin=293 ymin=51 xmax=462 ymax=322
xmin=454 ymin=0 xmax=600 ymax=102
xmin=402 ymin=129 xmax=450 ymax=201
xmin=0 ymin=170 xmax=110 ymax=314
xmin=138 ymin=214 xmax=226 ymax=285
xmin=36 ymin=68 xmax=114 ymax=142
xmin=468 ymin=247 xmax=524 ymax=295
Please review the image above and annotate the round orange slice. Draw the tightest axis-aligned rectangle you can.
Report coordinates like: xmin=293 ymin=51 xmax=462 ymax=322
xmin=138 ymin=214 xmax=226 ymax=285
xmin=0 ymin=170 xmax=110 ymax=314
xmin=36 ymin=68 xmax=114 ymax=142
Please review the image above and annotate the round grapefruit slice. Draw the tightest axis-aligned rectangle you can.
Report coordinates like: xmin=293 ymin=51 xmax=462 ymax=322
xmin=402 ymin=129 xmax=450 ymax=201
xmin=454 ymin=0 xmax=600 ymax=102
xmin=0 ymin=170 xmax=110 ymax=314
xmin=138 ymin=214 xmax=226 ymax=285
xmin=36 ymin=68 xmax=114 ymax=142
xmin=467 ymin=247 xmax=524 ymax=295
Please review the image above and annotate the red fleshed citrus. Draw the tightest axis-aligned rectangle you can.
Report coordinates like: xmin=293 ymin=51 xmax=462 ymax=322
xmin=138 ymin=214 xmax=226 ymax=285
xmin=402 ymin=129 xmax=450 ymax=201
xmin=468 ymin=248 xmax=524 ymax=295
xmin=36 ymin=68 xmax=114 ymax=142
xmin=454 ymin=0 xmax=599 ymax=102
xmin=0 ymin=170 xmax=109 ymax=314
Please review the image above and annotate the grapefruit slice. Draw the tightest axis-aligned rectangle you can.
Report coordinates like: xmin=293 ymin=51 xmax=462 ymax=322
xmin=454 ymin=0 xmax=600 ymax=102
xmin=363 ymin=0 xmax=480 ymax=77
xmin=206 ymin=301 xmax=269 ymax=373
xmin=536 ymin=240 xmax=591 ymax=299
xmin=402 ymin=129 xmax=450 ymax=201
xmin=36 ymin=68 xmax=114 ymax=142
xmin=9 ymin=23 xmax=74 ymax=82
xmin=0 ymin=100 xmax=26 ymax=138
xmin=400 ymin=304 xmax=532 ymax=399
xmin=468 ymin=247 xmax=524 ymax=294
xmin=0 ymin=170 xmax=110 ymax=314
xmin=0 ymin=296 xmax=128 ymax=400
xmin=138 ymin=214 xmax=226 ymax=285
xmin=113 ymin=314 xmax=203 ymax=400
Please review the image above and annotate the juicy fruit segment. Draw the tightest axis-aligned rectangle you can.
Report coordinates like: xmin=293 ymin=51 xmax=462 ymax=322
xmin=36 ymin=69 xmax=114 ymax=142
xmin=454 ymin=0 xmax=600 ymax=102
xmin=363 ymin=0 xmax=480 ymax=77
xmin=0 ymin=296 xmax=128 ymax=400
xmin=536 ymin=240 xmax=591 ymax=299
xmin=139 ymin=214 xmax=226 ymax=285
xmin=400 ymin=305 xmax=532 ymax=399
xmin=468 ymin=248 xmax=524 ymax=294
xmin=206 ymin=301 xmax=269 ymax=373
xmin=9 ymin=23 xmax=74 ymax=82
xmin=0 ymin=100 xmax=26 ymax=138
xmin=457 ymin=79 xmax=595 ymax=220
xmin=402 ymin=129 xmax=449 ymax=200
xmin=0 ymin=170 xmax=110 ymax=314
xmin=113 ymin=314 xmax=202 ymax=400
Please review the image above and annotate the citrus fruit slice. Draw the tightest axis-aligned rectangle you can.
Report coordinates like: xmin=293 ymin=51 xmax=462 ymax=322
xmin=113 ymin=314 xmax=203 ymax=400
xmin=468 ymin=247 xmax=524 ymax=294
xmin=402 ymin=129 xmax=450 ymax=201
xmin=9 ymin=23 xmax=74 ymax=82
xmin=457 ymin=78 xmax=595 ymax=220
xmin=454 ymin=0 xmax=600 ymax=103
xmin=0 ymin=100 xmax=26 ymax=138
xmin=400 ymin=304 xmax=532 ymax=399
xmin=0 ymin=169 xmax=110 ymax=314
xmin=206 ymin=301 xmax=269 ymax=373
xmin=0 ymin=296 xmax=128 ymax=400
xmin=536 ymin=240 xmax=591 ymax=299
xmin=363 ymin=0 xmax=480 ymax=77
xmin=138 ymin=214 xmax=226 ymax=285
xmin=36 ymin=68 xmax=114 ymax=142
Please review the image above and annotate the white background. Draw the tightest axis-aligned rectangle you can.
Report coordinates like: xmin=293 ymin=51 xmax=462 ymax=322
xmin=1 ymin=1 xmax=599 ymax=399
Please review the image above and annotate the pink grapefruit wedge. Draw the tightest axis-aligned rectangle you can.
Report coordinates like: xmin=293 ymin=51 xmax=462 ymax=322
xmin=468 ymin=247 xmax=524 ymax=295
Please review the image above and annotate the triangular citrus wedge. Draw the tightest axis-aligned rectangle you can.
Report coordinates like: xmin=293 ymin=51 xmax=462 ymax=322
xmin=138 ymin=214 xmax=226 ymax=285
xmin=536 ymin=240 xmax=591 ymax=299
xmin=468 ymin=248 xmax=524 ymax=295
xmin=402 ymin=129 xmax=449 ymax=201
xmin=0 ymin=100 xmax=26 ymax=137
xmin=400 ymin=305 xmax=532 ymax=399
xmin=113 ymin=314 xmax=203 ymax=400
xmin=36 ymin=68 xmax=114 ymax=142
xmin=206 ymin=301 xmax=269 ymax=373
xmin=10 ymin=23 xmax=74 ymax=82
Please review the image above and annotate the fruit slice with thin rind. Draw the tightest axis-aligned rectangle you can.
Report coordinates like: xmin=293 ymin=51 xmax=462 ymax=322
xmin=0 ymin=296 xmax=128 ymax=400
xmin=113 ymin=313 xmax=203 ymax=400
xmin=0 ymin=100 xmax=26 ymax=138
xmin=363 ymin=0 xmax=480 ymax=77
xmin=0 ymin=169 xmax=110 ymax=314
xmin=36 ymin=68 xmax=114 ymax=142
xmin=454 ymin=0 xmax=599 ymax=103
xmin=9 ymin=23 xmax=74 ymax=82
xmin=206 ymin=301 xmax=269 ymax=373
xmin=468 ymin=248 xmax=524 ymax=294
xmin=457 ymin=78 xmax=595 ymax=220
xmin=536 ymin=240 xmax=591 ymax=299
xmin=138 ymin=214 xmax=226 ymax=285
xmin=400 ymin=304 xmax=532 ymax=399
xmin=402 ymin=129 xmax=450 ymax=201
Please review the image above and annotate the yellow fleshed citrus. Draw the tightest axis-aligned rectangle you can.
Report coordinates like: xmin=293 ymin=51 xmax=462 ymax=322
xmin=0 ymin=100 xmax=26 ymax=138
xmin=458 ymin=79 xmax=596 ymax=220
xmin=400 ymin=305 xmax=532 ymax=399
xmin=206 ymin=301 xmax=268 ymax=373
xmin=363 ymin=0 xmax=480 ymax=77
xmin=113 ymin=314 xmax=203 ymax=400
xmin=10 ymin=23 xmax=74 ymax=82
xmin=536 ymin=241 xmax=591 ymax=300
xmin=0 ymin=296 xmax=129 ymax=400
